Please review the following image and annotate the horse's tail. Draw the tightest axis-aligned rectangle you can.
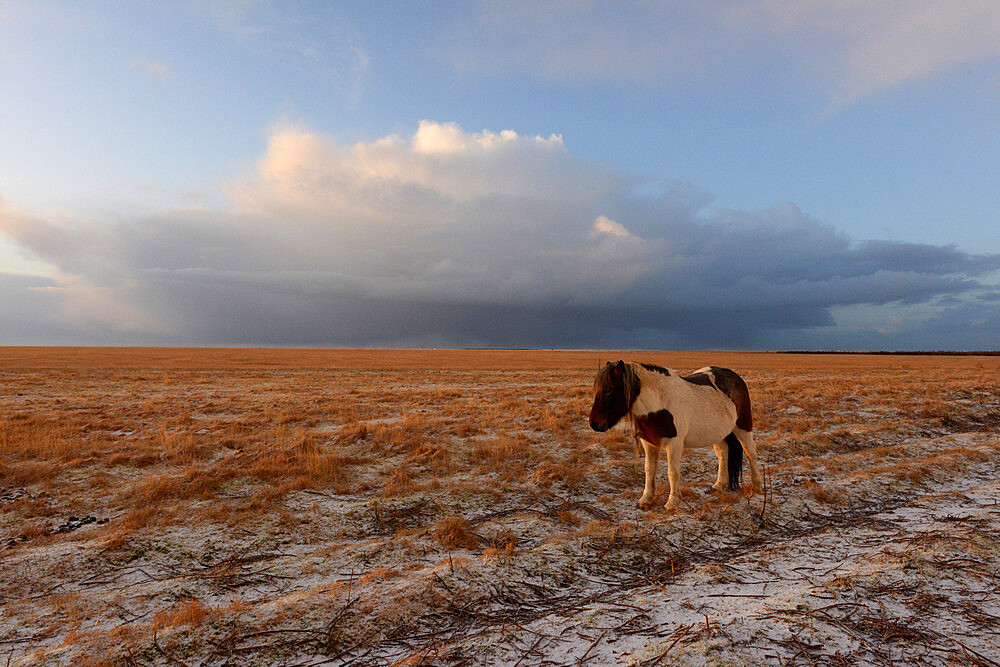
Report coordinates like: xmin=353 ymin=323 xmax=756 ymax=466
xmin=725 ymin=432 xmax=743 ymax=490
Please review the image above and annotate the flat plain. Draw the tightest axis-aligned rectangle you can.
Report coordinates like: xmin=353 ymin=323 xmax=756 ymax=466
xmin=2 ymin=348 xmax=999 ymax=665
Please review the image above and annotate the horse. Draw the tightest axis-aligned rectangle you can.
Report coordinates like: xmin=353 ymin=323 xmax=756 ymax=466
xmin=589 ymin=361 xmax=763 ymax=512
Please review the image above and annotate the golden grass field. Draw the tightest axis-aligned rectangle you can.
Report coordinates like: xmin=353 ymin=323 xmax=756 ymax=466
xmin=2 ymin=348 xmax=999 ymax=665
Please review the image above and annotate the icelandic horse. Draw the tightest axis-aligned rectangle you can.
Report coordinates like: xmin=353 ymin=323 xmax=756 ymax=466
xmin=589 ymin=361 xmax=763 ymax=512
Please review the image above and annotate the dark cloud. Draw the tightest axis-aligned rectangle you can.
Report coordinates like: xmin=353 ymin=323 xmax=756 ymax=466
xmin=2 ymin=122 xmax=998 ymax=349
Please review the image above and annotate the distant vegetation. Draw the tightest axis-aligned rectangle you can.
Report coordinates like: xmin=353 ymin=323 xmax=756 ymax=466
xmin=777 ymin=349 xmax=1000 ymax=356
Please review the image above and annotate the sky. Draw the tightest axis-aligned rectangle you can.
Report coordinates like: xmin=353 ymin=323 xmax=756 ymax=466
xmin=1 ymin=1 xmax=999 ymax=350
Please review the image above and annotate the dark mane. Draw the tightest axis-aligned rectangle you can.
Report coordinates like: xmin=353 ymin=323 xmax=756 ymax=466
xmin=639 ymin=363 xmax=670 ymax=376
xmin=593 ymin=362 xmax=643 ymax=417
xmin=593 ymin=364 xmax=611 ymax=392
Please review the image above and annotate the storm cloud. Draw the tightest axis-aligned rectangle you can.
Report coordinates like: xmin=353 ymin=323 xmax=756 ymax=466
xmin=2 ymin=121 xmax=998 ymax=349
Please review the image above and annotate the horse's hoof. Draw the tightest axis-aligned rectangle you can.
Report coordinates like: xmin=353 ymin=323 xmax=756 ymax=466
xmin=638 ymin=500 xmax=653 ymax=511
xmin=664 ymin=499 xmax=680 ymax=512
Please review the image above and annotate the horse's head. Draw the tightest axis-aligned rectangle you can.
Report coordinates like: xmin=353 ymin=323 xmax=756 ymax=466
xmin=589 ymin=360 xmax=638 ymax=432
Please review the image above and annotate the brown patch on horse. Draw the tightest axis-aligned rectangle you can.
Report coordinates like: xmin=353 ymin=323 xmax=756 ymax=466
xmin=682 ymin=371 xmax=715 ymax=388
xmin=709 ymin=367 xmax=753 ymax=432
xmin=639 ymin=363 xmax=670 ymax=376
xmin=635 ymin=409 xmax=677 ymax=443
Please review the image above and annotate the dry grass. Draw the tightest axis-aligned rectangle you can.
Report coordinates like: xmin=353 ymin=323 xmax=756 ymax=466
xmin=151 ymin=599 xmax=215 ymax=631
xmin=433 ymin=515 xmax=479 ymax=550
xmin=1 ymin=348 xmax=999 ymax=664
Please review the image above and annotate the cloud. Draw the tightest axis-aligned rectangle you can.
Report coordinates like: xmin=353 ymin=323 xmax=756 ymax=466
xmin=0 ymin=270 xmax=162 ymax=345
xmin=592 ymin=216 xmax=633 ymax=239
xmin=2 ymin=121 xmax=998 ymax=348
xmin=764 ymin=0 xmax=1000 ymax=109
xmin=438 ymin=1 xmax=1000 ymax=108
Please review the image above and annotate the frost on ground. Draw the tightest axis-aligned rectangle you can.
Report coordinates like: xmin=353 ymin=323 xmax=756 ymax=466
xmin=1 ymin=350 xmax=999 ymax=665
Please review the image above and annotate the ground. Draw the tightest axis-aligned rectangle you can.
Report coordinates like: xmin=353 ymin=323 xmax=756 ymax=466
xmin=1 ymin=348 xmax=999 ymax=666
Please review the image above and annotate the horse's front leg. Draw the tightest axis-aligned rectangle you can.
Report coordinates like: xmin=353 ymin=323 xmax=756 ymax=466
xmin=664 ymin=438 xmax=684 ymax=511
xmin=638 ymin=439 xmax=659 ymax=510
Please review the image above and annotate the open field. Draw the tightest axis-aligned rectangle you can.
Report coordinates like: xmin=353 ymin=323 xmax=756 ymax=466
xmin=2 ymin=348 xmax=999 ymax=665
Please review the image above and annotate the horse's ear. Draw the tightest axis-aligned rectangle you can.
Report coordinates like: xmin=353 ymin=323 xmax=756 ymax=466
xmin=616 ymin=360 xmax=625 ymax=370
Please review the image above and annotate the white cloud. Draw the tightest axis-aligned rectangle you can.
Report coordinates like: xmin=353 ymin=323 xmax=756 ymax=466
xmin=410 ymin=120 xmax=548 ymax=154
xmin=439 ymin=1 xmax=1000 ymax=108
xmin=762 ymin=0 xmax=1000 ymax=109
xmin=591 ymin=215 xmax=632 ymax=238
xmin=231 ymin=120 xmax=610 ymax=215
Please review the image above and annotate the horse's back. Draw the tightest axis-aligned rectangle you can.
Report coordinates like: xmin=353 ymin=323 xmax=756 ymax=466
xmin=680 ymin=366 xmax=752 ymax=433
xmin=662 ymin=371 xmax=733 ymax=447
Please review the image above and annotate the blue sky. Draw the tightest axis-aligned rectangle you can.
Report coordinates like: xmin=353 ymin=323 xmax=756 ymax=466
xmin=1 ymin=1 xmax=999 ymax=349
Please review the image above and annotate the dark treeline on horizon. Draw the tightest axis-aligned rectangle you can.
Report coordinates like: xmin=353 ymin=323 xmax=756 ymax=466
xmin=776 ymin=350 xmax=1000 ymax=356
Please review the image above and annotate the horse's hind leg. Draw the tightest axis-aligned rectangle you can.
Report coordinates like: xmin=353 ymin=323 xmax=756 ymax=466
xmin=711 ymin=441 xmax=728 ymax=493
xmin=734 ymin=427 xmax=763 ymax=491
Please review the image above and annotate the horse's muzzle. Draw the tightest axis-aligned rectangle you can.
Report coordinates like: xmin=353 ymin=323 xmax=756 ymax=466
xmin=590 ymin=420 xmax=608 ymax=432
